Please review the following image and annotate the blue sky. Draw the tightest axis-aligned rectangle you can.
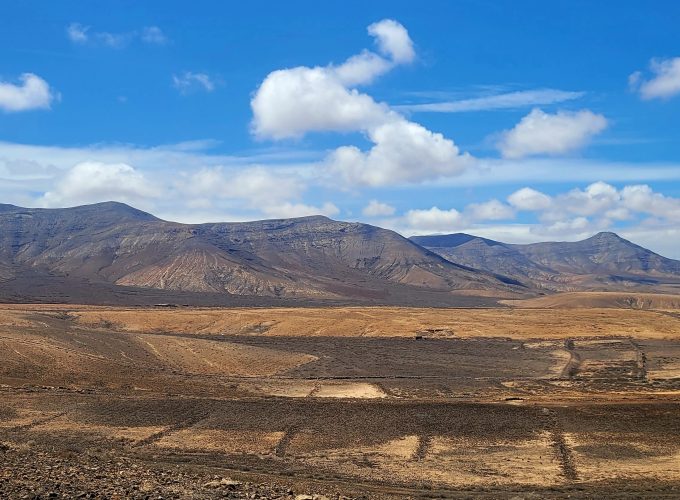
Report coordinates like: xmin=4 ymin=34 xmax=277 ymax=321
xmin=1 ymin=1 xmax=680 ymax=256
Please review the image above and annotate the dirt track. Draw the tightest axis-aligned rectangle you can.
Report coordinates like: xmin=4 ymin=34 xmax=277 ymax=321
xmin=1 ymin=305 xmax=680 ymax=497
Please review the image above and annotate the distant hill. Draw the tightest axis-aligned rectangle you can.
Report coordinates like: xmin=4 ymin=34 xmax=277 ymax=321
xmin=0 ymin=202 xmax=523 ymax=304
xmin=411 ymin=232 xmax=680 ymax=291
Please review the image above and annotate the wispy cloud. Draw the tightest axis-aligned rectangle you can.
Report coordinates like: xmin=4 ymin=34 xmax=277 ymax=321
xmin=141 ymin=26 xmax=168 ymax=45
xmin=172 ymin=72 xmax=216 ymax=94
xmin=66 ymin=23 xmax=169 ymax=48
xmin=395 ymin=89 xmax=584 ymax=113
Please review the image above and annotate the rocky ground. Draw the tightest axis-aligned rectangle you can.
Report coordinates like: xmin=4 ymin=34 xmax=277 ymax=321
xmin=0 ymin=443 xmax=348 ymax=500
xmin=2 ymin=305 xmax=680 ymax=498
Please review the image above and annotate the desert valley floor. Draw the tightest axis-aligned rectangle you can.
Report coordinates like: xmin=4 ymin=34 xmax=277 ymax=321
xmin=2 ymin=294 xmax=680 ymax=498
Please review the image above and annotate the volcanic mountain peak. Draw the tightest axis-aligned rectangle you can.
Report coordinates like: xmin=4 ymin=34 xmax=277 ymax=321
xmin=589 ymin=231 xmax=623 ymax=241
xmin=410 ymin=233 xmax=502 ymax=249
xmin=55 ymin=201 xmax=160 ymax=221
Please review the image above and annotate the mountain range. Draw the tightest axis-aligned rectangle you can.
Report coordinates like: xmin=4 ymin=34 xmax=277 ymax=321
xmin=0 ymin=202 xmax=522 ymax=305
xmin=411 ymin=232 xmax=680 ymax=292
xmin=0 ymin=201 xmax=678 ymax=305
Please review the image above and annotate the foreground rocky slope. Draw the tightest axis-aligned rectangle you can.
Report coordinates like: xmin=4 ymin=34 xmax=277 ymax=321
xmin=412 ymin=232 xmax=680 ymax=291
xmin=0 ymin=202 xmax=521 ymax=302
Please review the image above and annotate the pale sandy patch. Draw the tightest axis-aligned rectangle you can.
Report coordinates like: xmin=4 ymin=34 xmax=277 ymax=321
xmin=155 ymin=429 xmax=283 ymax=455
xmin=239 ymin=379 xmax=317 ymax=398
xmin=312 ymin=382 xmax=386 ymax=399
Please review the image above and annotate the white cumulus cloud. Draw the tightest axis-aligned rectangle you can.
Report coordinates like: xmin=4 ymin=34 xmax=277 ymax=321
xmin=498 ymin=108 xmax=608 ymax=159
xmin=251 ymin=66 xmax=390 ymax=139
xmin=327 ymin=119 xmax=471 ymax=186
xmin=507 ymin=181 xmax=680 ymax=228
xmin=466 ymin=199 xmax=515 ymax=221
xmin=39 ymin=162 xmax=160 ymax=207
xmin=0 ymin=73 xmax=57 ymax=112
xmin=507 ymin=187 xmax=552 ymax=211
xmin=367 ymin=19 xmax=415 ymax=64
xmin=630 ymin=57 xmax=680 ymax=100
xmin=362 ymin=200 xmax=396 ymax=217
xmin=182 ymin=166 xmax=302 ymax=206
xmin=403 ymin=207 xmax=465 ymax=232
xmin=250 ymin=19 xmax=471 ymax=187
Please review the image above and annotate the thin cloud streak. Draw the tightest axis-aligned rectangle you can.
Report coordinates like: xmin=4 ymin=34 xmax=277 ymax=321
xmin=395 ymin=89 xmax=584 ymax=113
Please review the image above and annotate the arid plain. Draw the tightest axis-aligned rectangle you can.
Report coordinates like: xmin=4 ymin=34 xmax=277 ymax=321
xmin=2 ymin=293 xmax=680 ymax=498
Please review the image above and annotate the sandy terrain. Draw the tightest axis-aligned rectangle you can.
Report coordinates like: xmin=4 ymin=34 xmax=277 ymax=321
xmin=502 ymin=291 xmax=680 ymax=310
xmin=2 ymin=299 xmax=680 ymax=497
xmin=2 ymin=301 xmax=678 ymax=340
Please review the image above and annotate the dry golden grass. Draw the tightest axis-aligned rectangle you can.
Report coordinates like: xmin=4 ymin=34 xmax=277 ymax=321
xmin=54 ymin=305 xmax=680 ymax=340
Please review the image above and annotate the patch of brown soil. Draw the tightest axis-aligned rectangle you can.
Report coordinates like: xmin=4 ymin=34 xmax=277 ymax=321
xmin=40 ymin=306 xmax=680 ymax=340
xmin=503 ymin=291 xmax=680 ymax=310
xmin=155 ymin=429 xmax=284 ymax=455
xmin=134 ymin=334 xmax=317 ymax=377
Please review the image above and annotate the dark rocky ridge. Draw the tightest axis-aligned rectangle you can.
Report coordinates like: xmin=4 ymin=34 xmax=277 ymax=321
xmin=412 ymin=232 xmax=680 ymax=292
xmin=0 ymin=202 xmax=524 ymax=304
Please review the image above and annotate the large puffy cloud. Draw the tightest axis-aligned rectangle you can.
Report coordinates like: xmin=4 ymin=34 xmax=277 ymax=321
xmin=39 ymin=162 xmax=160 ymax=207
xmin=251 ymin=19 xmax=470 ymax=186
xmin=0 ymin=140 xmax=340 ymax=221
xmin=327 ymin=120 xmax=471 ymax=186
xmin=35 ymin=160 xmax=335 ymax=221
xmin=507 ymin=182 xmax=680 ymax=226
xmin=251 ymin=66 xmax=390 ymax=139
xmin=507 ymin=187 xmax=552 ymax=211
xmin=403 ymin=207 xmax=465 ymax=232
xmin=0 ymin=74 xmax=56 ymax=112
xmin=250 ymin=19 xmax=412 ymax=139
xmin=180 ymin=166 xmax=341 ymax=220
xmin=621 ymin=184 xmax=680 ymax=220
xmin=362 ymin=200 xmax=396 ymax=217
xmin=630 ymin=57 xmax=680 ymax=100
xmin=466 ymin=199 xmax=515 ymax=221
xmin=397 ymin=199 xmax=515 ymax=234
xmin=498 ymin=108 xmax=608 ymax=159
xmin=395 ymin=182 xmax=680 ymax=257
